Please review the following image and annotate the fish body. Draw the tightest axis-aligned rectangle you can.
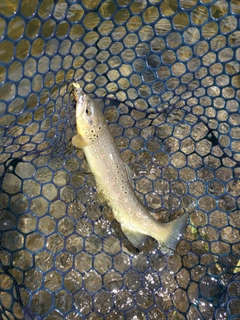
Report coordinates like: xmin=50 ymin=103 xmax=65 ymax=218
xmin=72 ymin=83 xmax=188 ymax=250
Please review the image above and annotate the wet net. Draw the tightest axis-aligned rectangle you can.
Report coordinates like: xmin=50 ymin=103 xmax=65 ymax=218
xmin=0 ymin=0 xmax=240 ymax=319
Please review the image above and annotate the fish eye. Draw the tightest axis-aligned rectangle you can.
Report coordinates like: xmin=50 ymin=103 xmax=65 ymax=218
xmin=85 ymin=106 xmax=92 ymax=116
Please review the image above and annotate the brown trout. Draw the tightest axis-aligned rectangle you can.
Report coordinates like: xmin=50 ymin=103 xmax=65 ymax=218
xmin=72 ymin=83 xmax=188 ymax=250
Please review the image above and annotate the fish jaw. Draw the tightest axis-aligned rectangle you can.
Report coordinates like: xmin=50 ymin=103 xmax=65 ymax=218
xmin=76 ymin=93 xmax=85 ymax=121
xmin=75 ymin=93 xmax=90 ymax=137
xmin=72 ymin=84 xmax=88 ymax=134
xmin=72 ymin=82 xmax=85 ymax=117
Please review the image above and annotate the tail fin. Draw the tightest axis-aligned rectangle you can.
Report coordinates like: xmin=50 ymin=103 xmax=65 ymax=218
xmin=161 ymin=214 xmax=189 ymax=250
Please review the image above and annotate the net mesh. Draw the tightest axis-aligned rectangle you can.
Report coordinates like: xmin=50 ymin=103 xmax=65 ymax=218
xmin=0 ymin=0 xmax=240 ymax=319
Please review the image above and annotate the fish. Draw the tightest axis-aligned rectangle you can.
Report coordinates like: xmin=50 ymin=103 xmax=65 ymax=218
xmin=71 ymin=83 xmax=188 ymax=250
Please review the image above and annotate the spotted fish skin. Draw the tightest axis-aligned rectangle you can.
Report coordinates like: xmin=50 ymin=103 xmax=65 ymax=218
xmin=72 ymin=83 xmax=188 ymax=250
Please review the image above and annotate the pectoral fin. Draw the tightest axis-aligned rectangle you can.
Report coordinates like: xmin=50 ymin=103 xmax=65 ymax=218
xmin=72 ymin=134 xmax=88 ymax=149
xmin=121 ymin=225 xmax=147 ymax=249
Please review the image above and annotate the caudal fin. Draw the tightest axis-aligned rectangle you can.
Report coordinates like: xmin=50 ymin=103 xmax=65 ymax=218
xmin=162 ymin=214 xmax=188 ymax=250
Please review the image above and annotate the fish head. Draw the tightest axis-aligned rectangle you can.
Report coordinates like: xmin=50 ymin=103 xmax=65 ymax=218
xmin=73 ymin=84 xmax=105 ymax=144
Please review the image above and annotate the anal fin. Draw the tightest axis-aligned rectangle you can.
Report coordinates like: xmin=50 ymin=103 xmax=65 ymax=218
xmin=121 ymin=225 xmax=147 ymax=249
xmin=97 ymin=188 xmax=107 ymax=205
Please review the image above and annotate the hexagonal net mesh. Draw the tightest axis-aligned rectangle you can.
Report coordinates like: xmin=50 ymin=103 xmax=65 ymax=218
xmin=0 ymin=0 xmax=240 ymax=319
